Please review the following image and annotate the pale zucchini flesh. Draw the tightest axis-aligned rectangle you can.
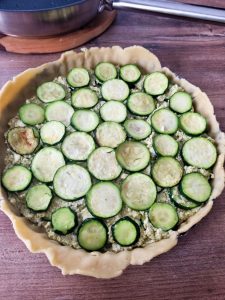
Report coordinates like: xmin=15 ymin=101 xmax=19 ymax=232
xmin=152 ymin=157 xmax=183 ymax=187
xmin=45 ymin=101 xmax=74 ymax=127
xmin=182 ymin=137 xmax=217 ymax=169
xmin=88 ymin=147 xmax=122 ymax=180
xmin=53 ymin=164 xmax=92 ymax=200
xmin=124 ymin=119 xmax=151 ymax=140
xmin=121 ymin=173 xmax=157 ymax=210
xmin=96 ymin=122 xmax=126 ymax=148
xmin=87 ymin=182 xmax=122 ymax=218
xmin=151 ymin=108 xmax=178 ymax=134
xmin=31 ymin=147 xmax=65 ymax=183
xmin=127 ymin=92 xmax=155 ymax=116
xmin=101 ymin=79 xmax=129 ymax=102
xmin=2 ymin=165 xmax=32 ymax=192
xmin=71 ymin=110 xmax=99 ymax=132
xmin=61 ymin=132 xmax=95 ymax=161
xmin=100 ymin=101 xmax=127 ymax=123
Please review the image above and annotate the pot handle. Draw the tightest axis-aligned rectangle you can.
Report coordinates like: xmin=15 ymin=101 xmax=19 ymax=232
xmin=100 ymin=0 xmax=225 ymax=23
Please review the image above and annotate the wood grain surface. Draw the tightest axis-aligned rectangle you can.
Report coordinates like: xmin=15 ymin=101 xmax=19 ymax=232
xmin=0 ymin=2 xmax=225 ymax=299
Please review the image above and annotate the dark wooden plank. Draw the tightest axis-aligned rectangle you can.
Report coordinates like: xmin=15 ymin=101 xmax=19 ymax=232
xmin=0 ymin=6 xmax=225 ymax=300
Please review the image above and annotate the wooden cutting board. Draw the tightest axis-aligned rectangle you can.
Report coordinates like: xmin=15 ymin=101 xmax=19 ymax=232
xmin=0 ymin=10 xmax=116 ymax=54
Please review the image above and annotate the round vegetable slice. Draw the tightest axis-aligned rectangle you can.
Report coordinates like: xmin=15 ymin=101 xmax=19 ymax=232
xmin=153 ymin=134 xmax=179 ymax=157
xmin=149 ymin=202 xmax=178 ymax=231
xmin=31 ymin=147 xmax=65 ymax=183
xmin=152 ymin=157 xmax=183 ymax=187
xmin=7 ymin=127 xmax=39 ymax=155
xmin=124 ymin=119 xmax=151 ymax=140
xmin=52 ymin=207 xmax=77 ymax=235
xmin=180 ymin=172 xmax=212 ymax=203
xmin=88 ymin=147 xmax=122 ymax=180
xmin=37 ymin=81 xmax=66 ymax=103
xmin=169 ymin=186 xmax=200 ymax=210
xmin=127 ymin=92 xmax=155 ymax=116
xmin=112 ymin=217 xmax=140 ymax=246
xmin=45 ymin=100 xmax=74 ymax=127
xmin=120 ymin=64 xmax=141 ymax=83
xmin=96 ymin=122 xmax=126 ymax=148
xmin=53 ymin=164 xmax=91 ymax=200
xmin=100 ymin=101 xmax=127 ymax=123
xmin=2 ymin=165 xmax=32 ymax=192
xmin=151 ymin=108 xmax=178 ymax=134
xmin=61 ymin=132 xmax=95 ymax=161
xmin=67 ymin=68 xmax=90 ymax=88
xmin=144 ymin=72 xmax=169 ymax=96
xmin=169 ymin=91 xmax=192 ymax=113
xmin=182 ymin=137 xmax=217 ymax=169
xmin=71 ymin=88 xmax=98 ymax=109
xmin=71 ymin=110 xmax=99 ymax=132
xmin=40 ymin=121 xmax=65 ymax=145
xmin=121 ymin=173 xmax=157 ymax=210
xmin=87 ymin=182 xmax=122 ymax=218
xmin=101 ymin=79 xmax=129 ymax=101
xmin=19 ymin=103 xmax=45 ymax=125
xmin=26 ymin=184 xmax=52 ymax=212
xmin=77 ymin=218 xmax=107 ymax=251
xmin=179 ymin=112 xmax=207 ymax=135
xmin=95 ymin=62 xmax=117 ymax=82
xmin=116 ymin=141 xmax=150 ymax=172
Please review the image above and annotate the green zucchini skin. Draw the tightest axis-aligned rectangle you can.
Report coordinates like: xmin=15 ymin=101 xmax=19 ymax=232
xmin=112 ymin=217 xmax=140 ymax=247
xmin=169 ymin=186 xmax=200 ymax=210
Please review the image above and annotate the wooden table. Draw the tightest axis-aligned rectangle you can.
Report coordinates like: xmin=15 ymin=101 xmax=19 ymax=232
xmin=0 ymin=3 xmax=225 ymax=299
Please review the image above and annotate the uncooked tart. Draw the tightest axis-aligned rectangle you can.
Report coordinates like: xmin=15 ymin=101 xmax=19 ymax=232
xmin=0 ymin=46 xmax=224 ymax=279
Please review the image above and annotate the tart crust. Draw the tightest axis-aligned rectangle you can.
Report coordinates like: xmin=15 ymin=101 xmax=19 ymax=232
xmin=0 ymin=46 xmax=224 ymax=278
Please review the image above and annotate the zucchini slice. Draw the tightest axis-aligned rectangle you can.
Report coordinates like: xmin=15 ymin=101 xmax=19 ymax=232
xmin=53 ymin=164 xmax=91 ymax=200
xmin=180 ymin=172 xmax=211 ymax=203
xmin=169 ymin=91 xmax=192 ymax=113
xmin=88 ymin=147 xmax=122 ymax=180
xmin=19 ymin=103 xmax=45 ymax=125
xmin=149 ymin=202 xmax=178 ymax=231
xmin=26 ymin=184 xmax=52 ymax=212
xmin=120 ymin=64 xmax=141 ymax=83
xmin=112 ymin=217 xmax=140 ymax=246
xmin=170 ymin=186 xmax=200 ymax=210
xmin=144 ymin=72 xmax=169 ymax=96
xmin=40 ymin=121 xmax=65 ymax=145
xmin=45 ymin=101 xmax=74 ymax=127
xmin=152 ymin=157 xmax=183 ymax=187
xmin=31 ymin=147 xmax=65 ymax=183
xmin=124 ymin=119 xmax=151 ymax=140
xmin=96 ymin=122 xmax=126 ymax=148
xmin=67 ymin=68 xmax=90 ymax=88
xmin=121 ymin=173 xmax=157 ymax=210
xmin=62 ymin=132 xmax=95 ymax=161
xmin=101 ymin=79 xmax=129 ymax=101
xmin=127 ymin=92 xmax=155 ymax=116
xmin=2 ymin=165 xmax=32 ymax=192
xmin=95 ymin=62 xmax=117 ymax=82
xmin=151 ymin=108 xmax=178 ymax=134
xmin=153 ymin=134 xmax=179 ymax=157
xmin=52 ymin=207 xmax=77 ymax=235
xmin=71 ymin=110 xmax=99 ymax=132
xmin=100 ymin=101 xmax=127 ymax=123
xmin=116 ymin=141 xmax=150 ymax=172
xmin=37 ymin=82 xmax=66 ymax=103
xmin=71 ymin=88 xmax=98 ymax=109
xmin=179 ymin=112 xmax=207 ymax=135
xmin=77 ymin=218 xmax=107 ymax=251
xmin=86 ymin=182 xmax=122 ymax=218
xmin=182 ymin=137 xmax=217 ymax=169
xmin=7 ymin=127 xmax=39 ymax=155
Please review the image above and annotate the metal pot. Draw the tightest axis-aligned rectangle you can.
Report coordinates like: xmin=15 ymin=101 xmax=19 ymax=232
xmin=0 ymin=0 xmax=224 ymax=37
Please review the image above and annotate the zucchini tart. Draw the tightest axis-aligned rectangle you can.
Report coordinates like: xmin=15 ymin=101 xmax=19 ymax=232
xmin=0 ymin=46 xmax=224 ymax=278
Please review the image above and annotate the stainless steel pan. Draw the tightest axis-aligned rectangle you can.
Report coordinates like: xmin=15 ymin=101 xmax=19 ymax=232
xmin=0 ymin=0 xmax=225 ymax=37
